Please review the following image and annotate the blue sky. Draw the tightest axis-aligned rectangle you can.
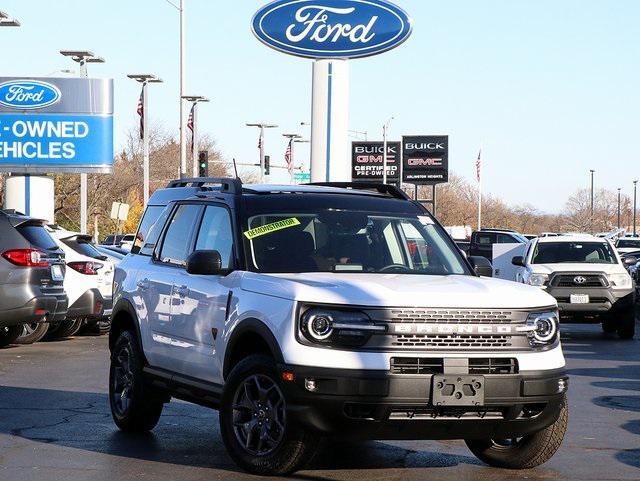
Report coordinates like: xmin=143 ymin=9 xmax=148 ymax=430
xmin=2 ymin=0 xmax=639 ymax=212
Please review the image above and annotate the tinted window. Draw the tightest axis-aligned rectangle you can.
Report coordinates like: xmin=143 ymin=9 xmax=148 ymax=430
xmin=476 ymin=233 xmax=494 ymax=245
xmin=132 ymin=206 xmax=165 ymax=255
xmin=497 ymin=233 xmax=519 ymax=244
xmin=62 ymin=238 xmax=105 ymax=259
xmin=617 ymin=239 xmax=640 ymax=249
xmin=17 ymin=225 xmax=59 ymax=250
xmin=159 ymin=205 xmax=201 ymax=266
xmin=195 ymin=206 xmax=234 ymax=269
xmin=532 ymin=242 xmax=617 ymax=264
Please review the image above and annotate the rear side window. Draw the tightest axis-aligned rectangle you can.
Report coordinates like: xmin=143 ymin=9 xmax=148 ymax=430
xmin=476 ymin=233 xmax=494 ymax=245
xmin=132 ymin=206 xmax=165 ymax=255
xmin=17 ymin=225 xmax=59 ymax=250
xmin=159 ymin=205 xmax=202 ymax=266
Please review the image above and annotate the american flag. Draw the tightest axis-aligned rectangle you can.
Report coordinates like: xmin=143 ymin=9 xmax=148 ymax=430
xmin=476 ymin=149 xmax=482 ymax=183
xmin=136 ymin=88 xmax=144 ymax=140
xmin=285 ymin=139 xmax=293 ymax=173
xmin=187 ymin=104 xmax=195 ymax=148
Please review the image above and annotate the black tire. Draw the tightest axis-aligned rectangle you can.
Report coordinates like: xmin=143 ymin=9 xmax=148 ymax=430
xmin=219 ymin=355 xmax=319 ymax=476
xmin=0 ymin=325 xmax=23 ymax=348
xmin=109 ymin=330 xmax=164 ymax=432
xmin=602 ymin=317 xmax=617 ymax=333
xmin=45 ymin=319 xmax=83 ymax=340
xmin=15 ymin=322 xmax=49 ymax=344
xmin=80 ymin=318 xmax=111 ymax=336
xmin=617 ymin=309 xmax=636 ymax=340
xmin=466 ymin=395 xmax=568 ymax=469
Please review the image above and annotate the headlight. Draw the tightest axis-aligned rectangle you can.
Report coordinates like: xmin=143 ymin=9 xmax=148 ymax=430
xmin=608 ymin=273 xmax=633 ymax=289
xmin=527 ymin=273 xmax=549 ymax=287
xmin=522 ymin=311 xmax=559 ymax=346
xmin=299 ymin=308 xmax=386 ymax=347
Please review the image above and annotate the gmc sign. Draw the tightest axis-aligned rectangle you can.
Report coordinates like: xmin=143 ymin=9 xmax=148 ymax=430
xmin=351 ymin=141 xmax=401 ymax=183
xmin=402 ymin=135 xmax=449 ymax=184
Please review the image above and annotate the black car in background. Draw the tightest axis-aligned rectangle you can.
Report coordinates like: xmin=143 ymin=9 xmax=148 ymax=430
xmin=0 ymin=210 xmax=68 ymax=347
xmin=468 ymin=228 xmax=529 ymax=262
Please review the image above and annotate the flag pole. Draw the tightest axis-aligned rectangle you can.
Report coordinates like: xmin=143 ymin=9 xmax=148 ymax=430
xmin=477 ymin=147 xmax=483 ymax=231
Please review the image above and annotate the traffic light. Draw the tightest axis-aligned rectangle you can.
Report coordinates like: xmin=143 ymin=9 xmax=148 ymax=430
xmin=198 ymin=151 xmax=208 ymax=177
xmin=264 ymin=155 xmax=271 ymax=176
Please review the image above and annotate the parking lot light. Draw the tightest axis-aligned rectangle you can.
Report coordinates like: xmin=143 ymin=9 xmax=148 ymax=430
xmin=182 ymin=95 xmax=210 ymax=177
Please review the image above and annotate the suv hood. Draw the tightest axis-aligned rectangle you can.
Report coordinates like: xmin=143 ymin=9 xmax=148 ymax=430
xmin=530 ymin=263 xmax=626 ymax=275
xmin=239 ymin=272 xmax=555 ymax=309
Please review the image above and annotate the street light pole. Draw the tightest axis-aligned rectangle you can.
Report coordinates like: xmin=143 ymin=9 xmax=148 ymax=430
xmin=129 ymin=75 xmax=163 ymax=206
xmin=382 ymin=117 xmax=394 ymax=185
xmin=634 ymin=180 xmax=638 ymax=236
xmin=179 ymin=0 xmax=188 ymax=178
xmin=590 ymin=169 xmax=595 ymax=234
xmin=247 ymin=123 xmax=278 ymax=183
xmin=60 ymin=51 xmax=105 ymax=235
xmin=183 ymin=96 xmax=210 ymax=177
xmin=618 ymin=188 xmax=622 ymax=230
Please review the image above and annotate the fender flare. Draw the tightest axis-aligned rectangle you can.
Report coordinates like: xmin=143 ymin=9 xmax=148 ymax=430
xmin=223 ymin=318 xmax=284 ymax=378
xmin=109 ymin=298 xmax=144 ymax=355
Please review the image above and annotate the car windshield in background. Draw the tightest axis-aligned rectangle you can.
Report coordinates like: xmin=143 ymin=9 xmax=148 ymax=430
xmin=531 ymin=242 xmax=617 ymax=264
xmin=17 ymin=225 xmax=59 ymax=251
xmin=244 ymin=210 xmax=468 ymax=275
xmin=617 ymin=239 xmax=640 ymax=249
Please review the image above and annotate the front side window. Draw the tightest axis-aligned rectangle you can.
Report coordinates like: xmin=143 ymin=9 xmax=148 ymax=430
xmin=159 ymin=204 xmax=201 ymax=266
xmin=531 ymin=242 xmax=617 ymax=265
xmin=195 ymin=206 xmax=234 ymax=269
xmin=131 ymin=205 xmax=165 ymax=255
xmin=243 ymin=210 xmax=469 ymax=275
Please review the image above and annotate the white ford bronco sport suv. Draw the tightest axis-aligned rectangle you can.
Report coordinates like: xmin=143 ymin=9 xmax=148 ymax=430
xmin=109 ymin=178 xmax=568 ymax=476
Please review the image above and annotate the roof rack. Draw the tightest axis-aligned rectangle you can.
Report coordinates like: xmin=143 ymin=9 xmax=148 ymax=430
xmin=166 ymin=177 xmax=242 ymax=195
xmin=480 ymin=228 xmax=517 ymax=233
xmin=306 ymin=182 xmax=411 ymax=200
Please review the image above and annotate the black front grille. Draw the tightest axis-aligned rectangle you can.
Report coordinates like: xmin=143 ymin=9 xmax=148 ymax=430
xmin=552 ymin=274 xmax=607 ymax=288
xmin=556 ymin=297 xmax=609 ymax=304
xmin=391 ymin=357 xmax=518 ymax=375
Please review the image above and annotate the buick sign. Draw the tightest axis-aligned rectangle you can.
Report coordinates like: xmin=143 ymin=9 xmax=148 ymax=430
xmin=252 ymin=0 xmax=413 ymax=59
xmin=0 ymin=80 xmax=61 ymax=110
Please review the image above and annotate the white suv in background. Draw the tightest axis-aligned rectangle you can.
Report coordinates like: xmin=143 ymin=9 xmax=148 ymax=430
xmin=46 ymin=226 xmax=114 ymax=338
xmin=513 ymin=235 xmax=636 ymax=339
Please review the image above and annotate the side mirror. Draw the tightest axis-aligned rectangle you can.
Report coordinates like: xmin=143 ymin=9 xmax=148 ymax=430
xmin=186 ymin=250 xmax=226 ymax=276
xmin=468 ymin=256 xmax=493 ymax=277
xmin=512 ymin=256 xmax=526 ymax=267
xmin=623 ymin=256 xmax=638 ymax=266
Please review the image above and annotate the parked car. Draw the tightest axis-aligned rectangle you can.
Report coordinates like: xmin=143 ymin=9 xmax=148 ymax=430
xmin=524 ymin=234 xmax=537 ymax=241
xmin=118 ymin=234 xmax=136 ymax=251
xmin=0 ymin=210 xmax=68 ymax=347
xmin=615 ymin=237 xmax=640 ymax=255
xmin=512 ymin=235 xmax=636 ymax=339
xmin=454 ymin=239 xmax=470 ymax=254
xmin=468 ymin=228 xmax=529 ymax=262
xmin=108 ymin=178 xmax=568 ymax=475
xmin=96 ymin=245 xmax=126 ymax=264
xmin=43 ymin=226 xmax=114 ymax=339
xmin=102 ymin=234 xmax=135 ymax=251
xmin=102 ymin=234 xmax=124 ymax=246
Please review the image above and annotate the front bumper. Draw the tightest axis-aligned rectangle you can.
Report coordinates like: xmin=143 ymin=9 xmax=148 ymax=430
xmin=280 ymin=364 xmax=567 ymax=440
xmin=547 ymin=286 xmax=634 ymax=315
xmin=0 ymin=293 xmax=68 ymax=327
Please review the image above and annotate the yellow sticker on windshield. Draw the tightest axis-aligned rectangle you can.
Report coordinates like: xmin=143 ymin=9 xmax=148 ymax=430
xmin=244 ymin=218 xmax=301 ymax=240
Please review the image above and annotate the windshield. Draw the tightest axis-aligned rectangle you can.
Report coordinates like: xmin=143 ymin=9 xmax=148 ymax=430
xmin=244 ymin=210 xmax=469 ymax=275
xmin=531 ymin=241 xmax=617 ymax=264
xmin=617 ymin=239 xmax=640 ymax=249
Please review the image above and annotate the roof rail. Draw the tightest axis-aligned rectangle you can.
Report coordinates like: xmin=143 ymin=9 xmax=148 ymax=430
xmin=480 ymin=228 xmax=517 ymax=233
xmin=166 ymin=177 xmax=242 ymax=195
xmin=306 ymin=182 xmax=411 ymax=200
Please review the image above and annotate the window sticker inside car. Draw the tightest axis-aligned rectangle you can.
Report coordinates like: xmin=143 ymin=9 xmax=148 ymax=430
xmin=244 ymin=218 xmax=301 ymax=240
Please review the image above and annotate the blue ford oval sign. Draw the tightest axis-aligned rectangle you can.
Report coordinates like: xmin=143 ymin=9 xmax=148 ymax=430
xmin=0 ymin=80 xmax=62 ymax=110
xmin=252 ymin=0 xmax=413 ymax=59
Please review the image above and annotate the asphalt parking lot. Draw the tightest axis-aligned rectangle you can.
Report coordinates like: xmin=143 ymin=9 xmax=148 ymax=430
xmin=0 ymin=323 xmax=638 ymax=481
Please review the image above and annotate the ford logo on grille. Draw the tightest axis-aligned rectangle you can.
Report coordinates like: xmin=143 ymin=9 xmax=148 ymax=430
xmin=573 ymin=276 xmax=587 ymax=285
xmin=252 ymin=0 xmax=413 ymax=59
xmin=0 ymin=80 xmax=62 ymax=110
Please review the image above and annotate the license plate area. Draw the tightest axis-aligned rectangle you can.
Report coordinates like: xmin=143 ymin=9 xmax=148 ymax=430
xmin=570 ymin=294 xmax=590 ymax=304
xmin=432 ymin=375 xmax=485 ymax=407
xmin=51 ymin=265 xmax=63 ymax=281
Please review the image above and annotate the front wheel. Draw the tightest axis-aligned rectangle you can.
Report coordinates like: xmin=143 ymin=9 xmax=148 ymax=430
xmin=219 ymin=355 xmax=318 ymax=476
xmin=465 ymin=396 xmax=568 ymax=469
xmin=15 ymin=322 xmax=49 ymax=344
xmin=616 ymin=308 xmax=636 ymax=340
xmin=109 ymin=330 xmax=165 ymax=432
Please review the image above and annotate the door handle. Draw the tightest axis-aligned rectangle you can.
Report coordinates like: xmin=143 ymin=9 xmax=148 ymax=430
xmin=175 ymin=285 xmax=189 ymax=298
xmin=137 ymin=279 xmax=150 ymax=291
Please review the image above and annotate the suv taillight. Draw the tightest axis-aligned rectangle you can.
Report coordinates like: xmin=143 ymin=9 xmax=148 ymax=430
xmin=67 ymin=261 xmax=102 ymax=275
xmin=2 ymin=249 xmax=49 ymax=267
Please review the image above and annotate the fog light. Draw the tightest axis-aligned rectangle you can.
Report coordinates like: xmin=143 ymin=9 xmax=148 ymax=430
xmin=305 ymin=378 xmax=317 ymax=392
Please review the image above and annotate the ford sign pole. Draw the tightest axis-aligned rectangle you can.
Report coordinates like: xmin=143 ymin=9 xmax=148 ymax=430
xmin=252 ymin=0 xmax=413 ymax=184
xmin=129 ymin=74 xmax=163 ymax=207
